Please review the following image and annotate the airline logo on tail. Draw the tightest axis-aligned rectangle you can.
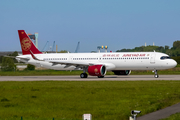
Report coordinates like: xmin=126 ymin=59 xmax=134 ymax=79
xmin=21 ymin=38 xmax=32 ymax=51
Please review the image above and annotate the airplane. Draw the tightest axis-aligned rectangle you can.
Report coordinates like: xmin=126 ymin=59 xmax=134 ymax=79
xmin=16 ymin=30 xmax=177 ymax=78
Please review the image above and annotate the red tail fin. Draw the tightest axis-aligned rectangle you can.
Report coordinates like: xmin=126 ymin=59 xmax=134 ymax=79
xmin=18 ymin=30 xmax=42 ymax=55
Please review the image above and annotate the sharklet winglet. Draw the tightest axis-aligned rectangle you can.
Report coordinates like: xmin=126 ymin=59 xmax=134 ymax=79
xmin=29 ymin=50 xmax=43 ymax=61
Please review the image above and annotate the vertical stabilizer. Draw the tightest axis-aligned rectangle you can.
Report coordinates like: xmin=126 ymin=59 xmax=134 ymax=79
xmin=18 ymin=30 xmax=42 ymax=55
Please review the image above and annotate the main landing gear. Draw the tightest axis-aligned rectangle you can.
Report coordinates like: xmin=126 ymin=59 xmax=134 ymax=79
xmin=80 ymin=67 xmax=88 ymax=78
xmin=80 ymin=73 xmax=104 ymax=78
xmin=153 ymin=70 xmax=159 ymax=78
xmin=80 ymin=73 xmax=88 ymax=78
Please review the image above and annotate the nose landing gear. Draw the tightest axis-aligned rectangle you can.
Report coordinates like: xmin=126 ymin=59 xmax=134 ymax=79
xmin=153 ymin=70 xmax=159 ymax=78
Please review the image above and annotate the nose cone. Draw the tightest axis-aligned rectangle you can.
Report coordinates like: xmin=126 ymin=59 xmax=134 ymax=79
xmin=171 ymin=60 xmax=177 ymax=68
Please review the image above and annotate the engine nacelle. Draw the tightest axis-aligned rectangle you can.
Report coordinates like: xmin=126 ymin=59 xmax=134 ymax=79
xmin=112 ymin=70 xmax=131 ymax=75
xmin=88 ymin=65 xmax=106 ymax=76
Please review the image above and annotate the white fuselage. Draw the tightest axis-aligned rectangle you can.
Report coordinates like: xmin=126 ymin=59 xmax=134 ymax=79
xmin=16 ymin=52 xmax=177 ymax=71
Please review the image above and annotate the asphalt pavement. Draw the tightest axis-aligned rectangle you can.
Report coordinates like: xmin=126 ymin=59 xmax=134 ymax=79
xmin=138 ymin=103 xmax=180 ymax=120
xmin=0 ymin=75 xmax=180 ymax=81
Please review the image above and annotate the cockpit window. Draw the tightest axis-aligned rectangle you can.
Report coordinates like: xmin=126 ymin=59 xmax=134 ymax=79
xmin=160 ymin=56 xmax=171 ymax=60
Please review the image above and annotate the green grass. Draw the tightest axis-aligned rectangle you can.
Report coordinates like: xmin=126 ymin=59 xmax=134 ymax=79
xmin=0 ymin=81 xmax=180 ymax=120
xmin=161 ymin=113 xmax=180 ymax=120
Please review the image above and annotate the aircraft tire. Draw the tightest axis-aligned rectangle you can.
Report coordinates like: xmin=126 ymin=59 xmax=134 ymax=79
xmin=80 ymin=73 xmax=88 ymax=78
xmin=154 ymin=74 xmax=159 ymax=78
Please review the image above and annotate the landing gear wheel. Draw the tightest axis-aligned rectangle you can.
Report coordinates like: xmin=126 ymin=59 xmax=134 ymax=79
xmin=98 ymin=76 xmax=104 ymax=78
xmin=80 ymin=73 xmax=88 ymax=78
xmin=154 ymin=70 xmax=159 ymax=78
xmin=154 ymin=74 xmax=159 ymax=78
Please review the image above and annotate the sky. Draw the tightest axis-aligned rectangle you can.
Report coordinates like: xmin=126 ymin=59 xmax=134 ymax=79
xmin=0 ymin=0 xmax=180 ymax=53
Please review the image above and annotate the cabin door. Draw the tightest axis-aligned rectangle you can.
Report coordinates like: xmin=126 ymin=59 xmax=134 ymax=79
xmin=150 ymin=53 xmax=156 ymax=64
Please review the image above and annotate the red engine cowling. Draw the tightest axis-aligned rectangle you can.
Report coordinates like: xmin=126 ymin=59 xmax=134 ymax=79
xmin=88 ymin=65 xmax=106 ymax=76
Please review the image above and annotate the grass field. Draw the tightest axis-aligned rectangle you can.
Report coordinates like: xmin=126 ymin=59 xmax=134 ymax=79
xmin=0 ymin=81 xmax=180 ymax=120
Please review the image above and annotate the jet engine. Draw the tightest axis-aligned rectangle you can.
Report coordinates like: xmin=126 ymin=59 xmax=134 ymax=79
xmin=112 ymin=70 xmax=131 ymax=75
xmin=88 ymin=65 xmax=106 ymax=76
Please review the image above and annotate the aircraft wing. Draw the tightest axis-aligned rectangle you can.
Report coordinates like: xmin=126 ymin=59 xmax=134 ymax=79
xmin=16 ymin=56 xmax=30 ymax=61
xmin=50 ymin=61 xmax=90 ymax=66
xmin=3 ymin=55 xmax=30 ymax=62
xmin=49 ymin=61 xmax=115 ymax=70
xmin=29 ymin=50 xmax=96 ymax=68
xmin=3 ymin=55 xmax=30 ymax=61
xmin=15 ymin=56 xmax=30 ymax=63
xmin=3 ymin=55 xmax=16 ymax=58
xmin=29 ymin=50 xmax=115 ymax=70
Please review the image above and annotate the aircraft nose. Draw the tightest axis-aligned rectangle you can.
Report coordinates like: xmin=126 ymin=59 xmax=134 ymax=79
xmin=171 ymin=60 xmax=177 ymax=68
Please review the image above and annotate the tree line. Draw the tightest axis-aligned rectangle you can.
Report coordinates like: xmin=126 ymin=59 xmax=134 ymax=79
xmin=116 ymin=40 xmax=180 ymax=64
xmin=116 ymin=40 xmax=180 ymax=57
